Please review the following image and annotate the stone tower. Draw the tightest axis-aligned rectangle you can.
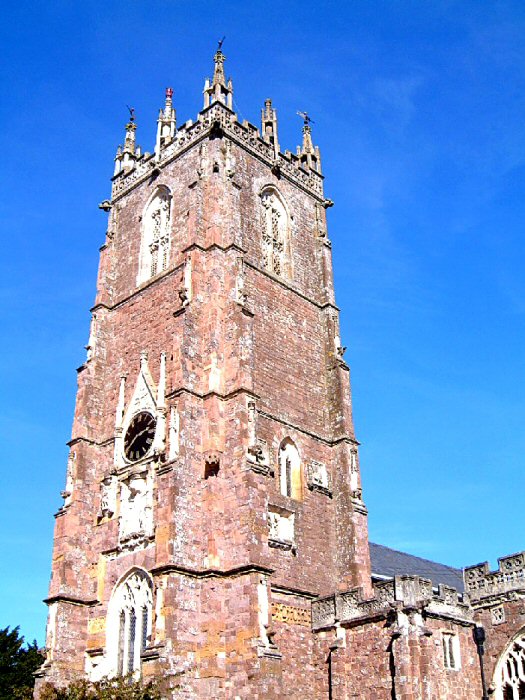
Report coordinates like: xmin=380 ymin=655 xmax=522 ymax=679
xmin=36 ymin=49 xmax=371 ymax=698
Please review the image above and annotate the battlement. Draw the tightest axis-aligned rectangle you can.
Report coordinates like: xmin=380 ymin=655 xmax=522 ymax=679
xmin=312 ymin=575 xmax=473 ymax=631
xmin=111 ymin=101 xmax=325 ymax=202
xmin=464 ymin=551 xmax=525 ymax=602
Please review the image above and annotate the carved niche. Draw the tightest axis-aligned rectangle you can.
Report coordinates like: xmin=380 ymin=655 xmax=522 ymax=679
xmin=268 ymin=507 xmax=295 ymax=552
xmin=306 ymin=460 xmax=332 ymax=497
xmin=119 ymin=469 xmax=154 ymax=547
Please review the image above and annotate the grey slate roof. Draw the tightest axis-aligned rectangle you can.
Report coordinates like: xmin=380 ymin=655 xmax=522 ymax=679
xmin=370 ymin=542 xmax=464 ymax=593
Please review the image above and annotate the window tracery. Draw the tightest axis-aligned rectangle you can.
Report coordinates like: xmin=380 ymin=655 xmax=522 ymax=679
xmin=106 ymin=569 xmax=153 ymax=677
xmin=138 ymin=187 xmax=172 ymax=285
xmin=260 ymin=189 xmax=290 ymax=278
xmin=494 ymin=632 xmax=525 ymax=700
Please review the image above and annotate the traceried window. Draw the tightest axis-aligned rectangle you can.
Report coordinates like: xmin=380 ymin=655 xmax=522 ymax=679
xmin=494 ymin=631 xmax=525 ymax=700
xmin=442 ymin=632 xmax=459 ymax=670
xmin=260 ymin=189 xmax=291 ymax=278
xmin=138 ymin=187 xmax=172 ymax=285
xmin=279 ymin=439 xmax=302 ymax=500
xmin=107 ymin=569 xmax=153 ymax=677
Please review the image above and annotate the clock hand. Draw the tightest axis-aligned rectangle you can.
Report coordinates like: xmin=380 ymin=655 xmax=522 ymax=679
xmin=127 ymin=424 xmax=154 ymax=450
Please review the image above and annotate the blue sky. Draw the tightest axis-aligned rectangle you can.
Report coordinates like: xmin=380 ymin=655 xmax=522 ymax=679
xmin=1 ymin=1 xmax=524 ymax=645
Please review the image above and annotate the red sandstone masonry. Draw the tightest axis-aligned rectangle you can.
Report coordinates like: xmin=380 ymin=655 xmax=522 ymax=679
xmin=37 ymin=53 xmax=525 ymax=700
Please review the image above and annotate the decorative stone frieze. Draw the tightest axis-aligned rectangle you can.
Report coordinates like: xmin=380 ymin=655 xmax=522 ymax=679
xmin=267 ymin=506 xmax=295 ymax=551
xmin=111 ymin=102 xmax=324 ymax=203
xmin=306 ymin=460 xmax=332 ymax=496
xmin=272 ymin=602 xmax=311 ymax=627
xmin=464 ymin=551 xmax=525 ymax=602
xmin=312 ymin=576 xmax=473 ymax=631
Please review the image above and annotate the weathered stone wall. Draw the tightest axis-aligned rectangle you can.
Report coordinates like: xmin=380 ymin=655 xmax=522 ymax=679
xmin=37 ymin=85 xmax=371 ymax=697
xmin=39 ymin=63 xmax=525 ymax=700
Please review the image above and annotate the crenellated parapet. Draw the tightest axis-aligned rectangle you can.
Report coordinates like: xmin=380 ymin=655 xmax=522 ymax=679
xmin=464 ymin=551 xmax=525 ymax=603
xmin=312 ymin=575 xmax=473 ymax=631
xmin=111 ymin=101 xmax=325 ymax=202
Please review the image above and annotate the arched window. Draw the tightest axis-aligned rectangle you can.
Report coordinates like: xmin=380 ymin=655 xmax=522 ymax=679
xmin=260 ymin=188 xmax=291 ymax=278
xmin=106 ymin=569 xmax=153 ymax=677
xmin=138 ymin=187 xmax=172 ymax=285
xmin=279 ymin=439 xmax=302 ymax=500
xmin=493 ymin=630 xmax=525 ymax=700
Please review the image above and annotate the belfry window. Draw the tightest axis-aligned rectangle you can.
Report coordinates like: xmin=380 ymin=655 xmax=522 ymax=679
xmin=279 ymin=439 xmax=302 ymax=500
xmin=138 ymin=187 xmax=172 ymax=285
xmin=260 ymin=189 xmax=291 ymax=278
xmin=107 ymin=569 xmax=153 ymax=676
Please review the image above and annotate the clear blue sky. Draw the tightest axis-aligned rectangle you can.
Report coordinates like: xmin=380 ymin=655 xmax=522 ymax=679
xmin=1 ymin=1 xmax=524 ymax=646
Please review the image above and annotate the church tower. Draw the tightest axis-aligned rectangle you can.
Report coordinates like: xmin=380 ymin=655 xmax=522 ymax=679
xmin=36 ymin=49 xmax=371 ymax=698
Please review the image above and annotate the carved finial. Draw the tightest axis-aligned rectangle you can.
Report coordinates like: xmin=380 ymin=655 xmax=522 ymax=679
xmin=123 ymin=107 xmax=137 ymax=153
xmin=156 ymin=87 xmax=176 ymax=159
xmin=204 ymin=41 xmax=233 ymax=110
xmin=213 ymin=47 xmax=226 ymax=87
xmin=262 ymin=99 xmax=280 ymax=158
xmin=297 ymin=111 xmax=321 ymax=171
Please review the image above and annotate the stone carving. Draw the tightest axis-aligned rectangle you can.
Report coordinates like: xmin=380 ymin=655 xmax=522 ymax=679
xmin=272 ymin=602 xmax=311 ymax=627
xmin=178 ymin=257 xmax=192 ymax=308
xmin=112 ymin=102 xmax=323 ymax=208
xmin=312 ymin=576 xmax=472 ymax=631
xmin=197 ymin=142 xmax=209 ymax=179
xmin=374 ymin=580 xmax=396 ymax=605
xmin=208 ymin=353 xmax=221 ymax=392
xmin=349 ymin=447 xmax=362 ymax=499
xmin=235 ymin=256 xmax=247 ymax=306
xmin=168 ymin=405 xmax=180 ymax=461
xmin=245 ymin=399 xmax=271 ymax=475
xmin=223 ymin=139 xmax=236 ymax=178
xmin=256 ymin=576 xmax=281 ymax=658
xmin=119 ymin=471 xmax=154 ymax=546
xmin=306 ymin=460 xmax=332 ymax=496
xmin=464 ymin=552 xmax=525 ymax=602
xmin=311 ymin=597 xmax=336 ymax=630
xmin=491 ymin=604 xmax=506 ymax=625
xmin=315 ymin=203 xmax=327 ymax=238
xmin=99 ymin=475 xmax=117 ymax=519
xmin=61 ymin=451 xmax=75 ymax=508
xmin=85 ymin=314 xmax=97 ymax=361
xmin=268 ymin=508 xmax=295 ymax=550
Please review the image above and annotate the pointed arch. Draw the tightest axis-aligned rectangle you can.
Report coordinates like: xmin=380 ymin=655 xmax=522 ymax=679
xmin=259 ymin=186 xmax=292 ymax=279
xmin=492 ymin=628 xmax=525 ymax=700
xmin=106 ymin=568 xmax=153 ymax=677
xmin=279 ymin=438 xmax=302 ymax=500
xmin=137 ymin=185 xmax=172 ymax=285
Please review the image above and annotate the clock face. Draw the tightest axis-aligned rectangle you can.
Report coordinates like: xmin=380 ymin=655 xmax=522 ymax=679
xmin=124 ymin=412 xmax=156 ymax=462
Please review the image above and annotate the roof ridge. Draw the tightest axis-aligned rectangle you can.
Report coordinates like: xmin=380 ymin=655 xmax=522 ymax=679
xmin=369 ymin=542 xmax=462 ymax=574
